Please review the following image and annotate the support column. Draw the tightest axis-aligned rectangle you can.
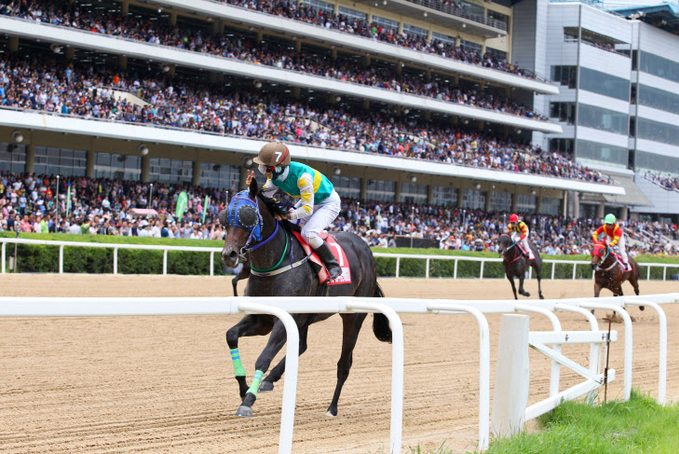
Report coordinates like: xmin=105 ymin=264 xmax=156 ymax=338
xmin=396 ymin=62 xmax=402 ymax=76
xmin=596 ymin=202 xmax=605 ymax=220
xmin=365 ymin=54 xmax=371 ymax=66
xmin=536 ymin=196 xmax=542 ymax=215
xmin=9 ymin=36 xmax=19 ymax=52
xmin=256 ymin=31 xmax=263 ymax=43
xmin=121 ymin=0 xmax=129 ymax=15
xmin=25 ymin=143 xmax=35 ymax=174
xmin=118 ymin=55 xmax=128 ymax=70
xmin=192 ymin=160 xmax=201 ymax=187
xmin=572 ymin=191 xmax=580 ymax=219
xmin=620 ymin=205 xmax=628 ymax=221
xmin=485 ymin=189 xmax=492 ymax=212
xmin=331 ymin=46 xmax=337 ymax=60
xmin=64 ymin=47 xmax=75 ymax=62
xmin=511 ymin=191 xmax=518 ymax=213
xmin=86 ymin=149 xmax=95 ymax=178
xmin=169 ymin=11 xmax=177 ymax=26
xmin=363 ymin=99 xmax=370 ymax=110
xmin=212 ymin=19 xmax=224 ymax=35
xmin=141 ymin=155 xmax=150 ymax=183
xmin=294 ymin=37 xmax=301 ymax=53
xmin=360 ymin=177 xmax=368 ymax=202
xmin=395 ymin=181 xmax=403 ymax=203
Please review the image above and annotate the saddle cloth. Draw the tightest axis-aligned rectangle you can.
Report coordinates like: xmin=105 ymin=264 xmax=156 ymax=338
xmin=292 ymin=232 xmax=352 ymax=285
xmin=517 ymin=243 xmax=535 ymax=260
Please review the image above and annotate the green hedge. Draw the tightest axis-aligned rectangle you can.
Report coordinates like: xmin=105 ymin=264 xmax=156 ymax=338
xmin=2 ymin=234 xmax=678 ymax=279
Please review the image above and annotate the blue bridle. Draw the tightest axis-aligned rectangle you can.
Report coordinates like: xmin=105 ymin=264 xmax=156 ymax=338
xmin=224 ymin=190 xmax=279 ymax=256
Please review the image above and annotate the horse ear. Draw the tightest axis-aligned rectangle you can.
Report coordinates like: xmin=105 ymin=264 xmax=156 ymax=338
xmin=248 ymin=175 xmax=259 ymax=198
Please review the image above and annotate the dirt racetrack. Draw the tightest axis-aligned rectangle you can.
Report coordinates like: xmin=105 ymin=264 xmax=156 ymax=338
xmin=1 ymin=274 xmax=678 ymax=454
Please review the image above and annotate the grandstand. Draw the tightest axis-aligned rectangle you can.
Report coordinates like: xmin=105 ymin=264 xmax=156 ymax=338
xmin=0 ymin=0 xmax=676 ymax=230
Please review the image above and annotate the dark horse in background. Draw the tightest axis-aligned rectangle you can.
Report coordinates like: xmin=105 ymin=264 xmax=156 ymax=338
xmin=219 ymin=178 xmax=392 ymax=418
xmin=497 ymin=233 xmax=544 ymax=299
xmin=590 ymin=241 xmax=640 ymax=298
xmin=230 ymin=260 xmax=250 ymax=296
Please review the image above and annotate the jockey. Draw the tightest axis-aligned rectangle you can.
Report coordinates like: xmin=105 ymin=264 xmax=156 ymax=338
xmin=507 ymin=213 xmax=534 ymax=259
xmin=593 ymin=213 xmax=630 ymax=271
xmin=247 ymin=142 xmax=342 ymax=280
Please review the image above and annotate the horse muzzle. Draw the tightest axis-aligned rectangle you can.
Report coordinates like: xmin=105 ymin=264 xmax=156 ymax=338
xmin=590 ymin=263 xmax=598 ymax=271
xmin=221 ymin=247 xmax=241 ymax=268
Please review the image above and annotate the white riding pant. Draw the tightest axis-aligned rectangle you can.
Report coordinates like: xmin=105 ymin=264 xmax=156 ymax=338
xmin=607 ymin=236 xmax=628 ymax=264
xmin=295 ymin=190 xmax=341 ymax=249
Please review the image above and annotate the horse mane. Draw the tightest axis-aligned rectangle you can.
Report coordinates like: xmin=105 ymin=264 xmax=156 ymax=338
xmin=257 ymin=192 xmax=302 ymax=233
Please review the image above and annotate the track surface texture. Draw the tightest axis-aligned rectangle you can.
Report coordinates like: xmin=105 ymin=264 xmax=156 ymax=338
xmin=1 ymin=274 xmax=677 ymax=453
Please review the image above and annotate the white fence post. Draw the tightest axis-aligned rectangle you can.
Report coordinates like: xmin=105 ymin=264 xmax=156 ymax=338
xmin=491 ymin=314 xmax=530 ymax=439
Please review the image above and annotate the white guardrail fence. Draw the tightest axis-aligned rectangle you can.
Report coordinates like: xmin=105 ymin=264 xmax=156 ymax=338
xmin=1 ymin=293 xmax=677 ymax=454
xmin=2 ymin=238 xmax=679 ymax=280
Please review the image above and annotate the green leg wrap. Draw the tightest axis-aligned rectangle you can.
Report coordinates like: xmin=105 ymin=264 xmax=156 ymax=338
xmin=230 ymin=348 xmax=246 ymax=377
xmin=247 ymin=370 xmax=264 ymax=396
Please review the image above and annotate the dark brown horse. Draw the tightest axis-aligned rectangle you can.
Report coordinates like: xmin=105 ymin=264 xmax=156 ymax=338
xmin=590 ymin=241 xmax=640 ymax=297
xmin=497 ymin=233 xmax=544 ymax=299
xmin=231 ymin=260 xmax=250 ymax=296
xmin=219 ymin=178 xmax=391 ymax=418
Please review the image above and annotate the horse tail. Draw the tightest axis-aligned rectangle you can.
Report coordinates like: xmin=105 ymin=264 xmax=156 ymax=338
xmin=372 ymin=283 xmax=392 ymax=343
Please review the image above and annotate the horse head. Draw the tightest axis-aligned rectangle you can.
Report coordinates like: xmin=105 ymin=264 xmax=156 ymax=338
xmin=497 ymin=234 xmax=513 ymax=258
xmin=590 ymin=241 xmax=608 ymax=271
xmin=218 ymin=177 xmax=265 ymax=268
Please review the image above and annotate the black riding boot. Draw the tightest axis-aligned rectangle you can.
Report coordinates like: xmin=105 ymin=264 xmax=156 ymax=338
xmin=314 ymin=240 xmax=342 ymax=280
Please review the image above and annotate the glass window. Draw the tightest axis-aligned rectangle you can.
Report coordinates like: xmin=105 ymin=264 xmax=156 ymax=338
xmin=550 ymin=102 xmax=576 ymax=124
xmin=576 ymin=140 xmax=627 ymax=167
xmin=490 ymin=191 xmax=512 ymax=212
xmin=638 ymin=84 xmax=679 ymax=116
xmin=635 ymin=151 xmax=679 ymax=175
xmin=639 ymin=51 xmax=679 ymax=84
xmin=485 ymin=47 xmax=507 ymax=61
xmin=540 ymin=197 xmax=561 ymax=216
xmin=431 ymin=32 xmax=456 ymax=45
xmin=460 ymin=39 xmax=482 ymax=54
xmin=330 ymin=175 xmax=361 ymax=200
xmin=338 ymin=6 xmax=366 ymax=22
xmin=516 ymin=194 xmax=536 ymax=214
xmin=462 ymin=188 xmax=486 ymax=210
xmin=0 ymin=143 xmax=26 ymax=173
xmin=34 ymin=146 xmax=86 ymax=177
xmin=94 ymin=153 xmax=142 ymax=181
xmin=372 ymin=16 xmax=398 ymax=31
xmin=577 ymin=104 xmax=628 ymax=135
xmin=550 ymin=138 xmax=574 ymax=155
xmin=400 ymin=182 xmax=428 ymax=204
xmin=148 ymin=158 xmax=192 ymax=185
xmin=487 ymin=11 xmax=509 ymax=30
xmin=637 ymin=118 xmax=679 ymax=147
xmin=432 ymin=186 xmax=458 ymax=206
xmin=300 ymin=0 xmax=334 ymax=14
xmin=199 ymin=163 xmax=240 ymax=191
xmin=579 ymin=67 xmax=629 ymax=101
xmin=551 ymin=65 xmax=577 ymax=88
xmin=366 ymin=179 xmax=395 ymax=202
xmin=403 ymin=24 xmax=428 ymax=38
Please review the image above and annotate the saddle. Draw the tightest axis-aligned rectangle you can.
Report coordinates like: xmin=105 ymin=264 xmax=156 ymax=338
xmin=609 ymin=249 xmax=631 ymax=272
xmin=291 ymin=231 xmax=352 ymax=285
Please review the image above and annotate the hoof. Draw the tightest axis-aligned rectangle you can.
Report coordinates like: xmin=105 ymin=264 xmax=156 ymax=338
xmin=235 ymin=405 xmax=253 ymax=417
xmin=259 ymin=381 xmax=274 ymax=392
xmin=639 ymin=306 xmax=645 ymax=312
xmin=539 ymin=294 xmax=544 ymax=300
xmin=521 ymin=292 xmax=531 ymax=297
xmin=325 ymin=411 xmax=337 ymax=417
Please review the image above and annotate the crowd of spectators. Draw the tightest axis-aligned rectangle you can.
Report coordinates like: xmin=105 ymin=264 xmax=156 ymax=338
xmin=0 ymin=0 xmax=547 ymax=120
xmin=645 ymin=172 xmax=679 ymax=192
xmin=1 ymin=0 xmax=536 ymax=81
xmin=1 ymin=172 xmax=676 ymax=256
xmin=0 ymin=52 xmax=607 ymax=183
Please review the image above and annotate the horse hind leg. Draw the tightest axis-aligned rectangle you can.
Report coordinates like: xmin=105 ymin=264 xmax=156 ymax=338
xmin=507 ymin=274 xmax=518 ymax=300
xmin=259 ymin=325 xmax=310 ymax=393
xmin=327 ymin=313 xmax=367 ymax=417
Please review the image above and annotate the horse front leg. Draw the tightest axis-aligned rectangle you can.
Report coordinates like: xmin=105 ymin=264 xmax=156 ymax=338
xmin=518 ymin=274 xmax=530 ymax=297
xmin=226 ymin=315 xmax=274 ymax=400
xmin=327 ymin=313 xmax=367 ymax=417
xmin=236 ymin=321 xmax=289 ymax=417
xmin=259 ymin=325 xmax=310 ymax=393
xmin=507 ymin=274 xmax=518 ymax=300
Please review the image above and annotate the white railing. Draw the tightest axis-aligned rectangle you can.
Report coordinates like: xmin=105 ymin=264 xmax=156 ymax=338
xmin=1 ymin=293 xmax=677 ymax=453
xmin=2 ymin=238 xmax=679 ymax=280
